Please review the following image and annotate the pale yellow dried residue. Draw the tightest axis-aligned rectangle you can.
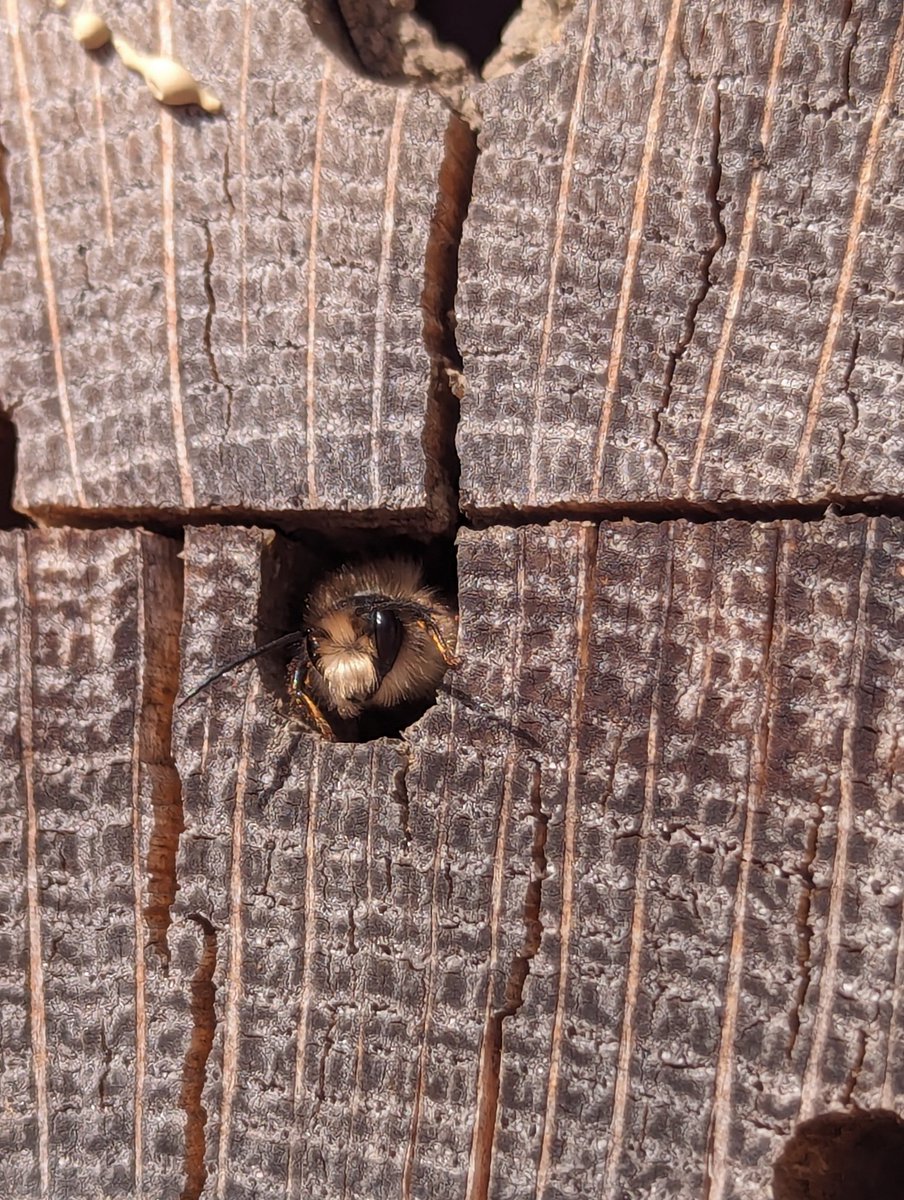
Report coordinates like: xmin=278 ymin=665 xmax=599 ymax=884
xmin=71 ymin=10 xmax=111 ymax=49
xmin=113 ymin=33 xmax=221 ymax=112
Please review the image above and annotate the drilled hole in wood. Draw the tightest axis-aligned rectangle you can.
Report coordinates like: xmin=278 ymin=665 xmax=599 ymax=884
xmin=413 ymin=0 xmax=520 ymax=69
xmin=254 ymin=530 xmax=458 ymax=742
xmin=306 ymin=0 xmax=577 ymax=88
xmin=773 ymin=1109 xmax=904 ymax=1200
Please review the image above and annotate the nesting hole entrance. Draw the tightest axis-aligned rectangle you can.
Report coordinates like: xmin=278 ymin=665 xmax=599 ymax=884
xmin=255 ymin=528 xmax=458 ymax=743
xmin=304 ymin=0 xmax=577 ymax=91
xmin=773 ymin=1109 xmax=904 ymax=1200
xmin=413 ymin=0 xmax=521 ymax=71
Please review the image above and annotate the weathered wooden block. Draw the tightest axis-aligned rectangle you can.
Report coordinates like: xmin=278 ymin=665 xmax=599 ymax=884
xmin=456 ymin=0 xmax=904 ymax=512
xmin=1 ymin=0 xmax=456 ymax=523
xmin=4 ymin=517 xmax=901 ymax=1198
xmin=2 ymin=1 xmax=904 ymax=1197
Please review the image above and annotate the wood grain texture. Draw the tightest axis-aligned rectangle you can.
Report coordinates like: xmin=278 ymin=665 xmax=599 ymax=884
xmin=7 ymin=0 xmax=904 ymax=523
xmin=3 ymin=518 xmax=893 ymax=1198
xmin=1 ymin=0 xmax=903 ymax=1196
xmin=0 ymin=528 xmax=184 ymax=1199
xmin=0 ymin=0 xmax=453 ymax=521
xmin=456 ymin=0 xmax=904 ymax=513
xmin=0 ymin=535 xmax=40 ymax=1198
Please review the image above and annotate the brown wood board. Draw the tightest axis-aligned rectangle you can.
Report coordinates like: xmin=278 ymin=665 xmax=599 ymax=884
xmin=0 ymin=528 xmax=184 ymax=1197
xmin=3 ymin=2 xmax=903 ymax=523
xmin=2 ymin=518 xmax=902 ymax=1198
xmin=2 ymin=0 xmax=904 ymax=1196
xmin=0 ymin=0 xmax=453 ymax=521
xmin=456 ymin=0 xmax=904 ymax=512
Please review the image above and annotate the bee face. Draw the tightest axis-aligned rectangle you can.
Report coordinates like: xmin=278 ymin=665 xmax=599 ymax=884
xmin=179 ymin=556 xmax=458 ymax=741
xmin=290 ymin=558 xmax=458 ymax=733
xmin=303 ymin=601 xmax=405 ymax=717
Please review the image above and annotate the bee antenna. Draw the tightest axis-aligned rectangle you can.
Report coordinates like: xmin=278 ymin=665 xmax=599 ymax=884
xmin=178 ymin=631 xmax=306 ymax=707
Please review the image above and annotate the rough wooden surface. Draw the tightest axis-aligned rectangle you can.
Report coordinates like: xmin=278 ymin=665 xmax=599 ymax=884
xmin=1 ymin=0 xmax=455 ymax=522
xmin=457 ymin=0 xmax=904 ymax=512
xmin=3 ymin=520 xmax=903 ymax=1199
xmin=2 ymin=0 xmax=904 ymax=1198
xmin=0 ymin=529 xmax=184 ymax=1197
xmin=6 ymin=0 xmax=903 ymax=523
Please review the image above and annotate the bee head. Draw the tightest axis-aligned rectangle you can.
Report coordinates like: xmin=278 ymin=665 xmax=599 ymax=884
xmin=305 ymin=596 xmax=405 ymax=718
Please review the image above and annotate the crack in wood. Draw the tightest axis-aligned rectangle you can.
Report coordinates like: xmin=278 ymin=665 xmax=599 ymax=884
xmin=838 ymin=1025 xmax=867 ymax=1107
xmin=0 ymin=410 xmax=30 ymax=530
xmin=787 ymin=812 xmax=822 ymax=1057
xmin=837 ymin=0 xmax=859 ymax=112
xmin=220 ymin=147 xmax=235 ymax=214
xmin=18 ymin=492 xmax=904 ymax=539
xmin=180 ymin=914 xmax=218 ymax=1200
xmin=422 ymin=112 xmax=478 ymax=532
xmin=791 ymin=4 xmax=904 ymax=494
xmin=200 ymin=219 xmax=236 ymax=439
xmin=501 ymin=763 xmax=549 ymax=1014
xmin=392 ymin=754 xmax=413 ymax=852
xmin=467 ymin=761 xmax=550 ymax=1200
xmin=314 ymin=1005 xmax=340 ymax=1110
xmin=838 ymin=326 xmax=861 ymax=472
xmin=304 ymin=0 xmax=370 ymax=77
xmin=142 ymin=539 xmax=186 ymax=967
xmin=653 ymin=78 xmax=726 ymax=478
xmin=0 ymin=131 xmax=11 ymax=268
xmin=466 ymin=494 xmax=904 ymax=527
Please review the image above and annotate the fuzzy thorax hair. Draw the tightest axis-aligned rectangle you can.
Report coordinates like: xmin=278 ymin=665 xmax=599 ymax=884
xmin=302 ymin=558 xmax=458 ymax=718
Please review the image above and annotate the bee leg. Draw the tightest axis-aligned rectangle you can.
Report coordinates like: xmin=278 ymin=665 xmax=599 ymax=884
xmin=417 ymin=619 xmax=460 ymax=669
xmin=298 ymin=690 xmax=335 ymax=740
xmin=288 ymin=660 xmax=334 ymax=740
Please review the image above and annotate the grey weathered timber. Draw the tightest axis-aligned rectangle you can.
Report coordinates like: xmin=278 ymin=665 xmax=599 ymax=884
xmin=0 ymin=0 xmax=454 ymax=523
xmin=0 ymin=535 xmax=39 ymax=1197
xmin=3 ymin=0 xmax=904 ymax=1197
xmin=457 ymin=0 xmax=904 ymax=512
xmin=7 ymin=2 xmax=904 ymax=525
xmin=3 ymin=520 xmax=902 ymax=1199
xmin=0 ymin=528 xmax=184 ymax=1199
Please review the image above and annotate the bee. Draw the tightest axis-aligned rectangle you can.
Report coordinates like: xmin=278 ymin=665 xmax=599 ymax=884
xmin=180 ymin=557 xmax=459 ymax=739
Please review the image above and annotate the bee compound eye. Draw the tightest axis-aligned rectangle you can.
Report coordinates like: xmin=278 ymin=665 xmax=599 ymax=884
xmin=373 ymin=608 xmax=404 ymax=679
